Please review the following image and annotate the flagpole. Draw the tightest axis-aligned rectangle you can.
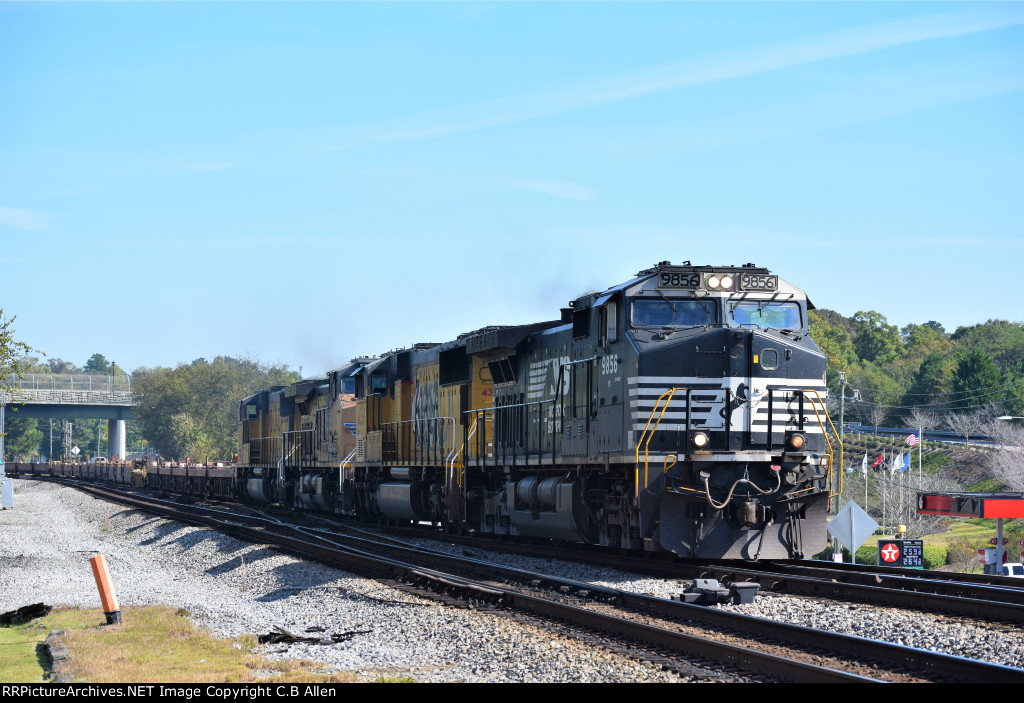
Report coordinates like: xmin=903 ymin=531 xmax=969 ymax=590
xmin=921 ymin=425 xmax=929 ymax=480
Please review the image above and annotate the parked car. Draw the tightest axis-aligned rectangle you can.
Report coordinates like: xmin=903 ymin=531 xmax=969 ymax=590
xmin=1001 ymin=563 xmax=1024 ymax=578
xmin=90 ymin=456 xmax=107 ymax=463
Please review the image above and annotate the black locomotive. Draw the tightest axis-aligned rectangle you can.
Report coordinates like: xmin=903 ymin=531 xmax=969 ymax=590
xmin=237 ymin=261 xmax=840 ymax=560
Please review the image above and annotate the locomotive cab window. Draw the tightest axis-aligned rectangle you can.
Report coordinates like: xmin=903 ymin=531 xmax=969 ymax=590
xmin=369 ymin=371 xmax=388 ymax=395
xmin=632 ymin=299 xmax=716 ymax=327
xmin=729 ymin=301 xmax=801 ymax=330
xmin=601 ymin=301 xmax=618 ymax=344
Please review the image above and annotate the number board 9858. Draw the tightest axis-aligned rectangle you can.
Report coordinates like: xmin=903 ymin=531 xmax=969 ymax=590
xmin=738 ymin=274 xmax=778 ymax=291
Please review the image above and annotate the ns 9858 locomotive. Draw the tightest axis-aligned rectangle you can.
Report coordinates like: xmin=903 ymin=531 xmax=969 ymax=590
xmin=237 ymin=261 xmax=841 ymax=560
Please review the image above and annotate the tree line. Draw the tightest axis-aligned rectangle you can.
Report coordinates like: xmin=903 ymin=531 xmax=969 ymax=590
xmin=2 ymin=342 xmax=299 ymax=463
xmin=811 ymin=310 xmax=1024 ymax=429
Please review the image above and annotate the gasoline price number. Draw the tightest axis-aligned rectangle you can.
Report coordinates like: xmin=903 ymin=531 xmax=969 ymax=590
xmin=902 ymin=539 xmax=924 ymax=568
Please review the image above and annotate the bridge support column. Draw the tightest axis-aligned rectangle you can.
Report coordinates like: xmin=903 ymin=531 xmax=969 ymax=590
xmin=108 ymin=419 xmax=126 ymax=460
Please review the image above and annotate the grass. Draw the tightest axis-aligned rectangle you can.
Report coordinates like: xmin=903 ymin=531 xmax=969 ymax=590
xmin=0 ymin=619 xmax=51 ymax=683
xmin=0 ymin=606 xmax=367 ymax=684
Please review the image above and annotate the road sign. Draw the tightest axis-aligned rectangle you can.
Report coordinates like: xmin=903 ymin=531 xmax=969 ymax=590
xmin=829 ymin=501 xmax=878 ymax=554
xmin=71 ymin=446 xmax=80 ymax=456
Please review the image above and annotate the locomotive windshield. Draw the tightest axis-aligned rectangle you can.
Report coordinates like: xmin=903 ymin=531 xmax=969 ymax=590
xmin=632 ymin=299 xmax=717 ymax=327
xmin=728 ymin=301 xmax=801 ymax=329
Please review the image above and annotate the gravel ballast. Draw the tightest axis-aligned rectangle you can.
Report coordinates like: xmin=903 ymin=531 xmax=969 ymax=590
xmin=0 ymin=479 xmax=681 ymax=682
xmin=2 ymin=478 xmax=1022 ymax=680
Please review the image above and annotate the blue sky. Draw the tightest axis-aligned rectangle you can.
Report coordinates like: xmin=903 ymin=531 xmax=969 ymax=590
xmin=2 ymin=2 xmax=1022 ymax=378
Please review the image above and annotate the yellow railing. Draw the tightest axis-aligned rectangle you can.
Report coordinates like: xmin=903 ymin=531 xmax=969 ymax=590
xmin=632 ymin=386 xmax=842 ymax=508
xmin=447 ymin=413 xmax=480 ymax=489
xmin=802 ymin=389 xmax=844 ymax=508
xmin=634 ymin=387 xmax=682 ymax=502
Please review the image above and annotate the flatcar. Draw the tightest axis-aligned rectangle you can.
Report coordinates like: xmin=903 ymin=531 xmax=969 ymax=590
xmin=236 ymin=261 xmax=841 ymax=559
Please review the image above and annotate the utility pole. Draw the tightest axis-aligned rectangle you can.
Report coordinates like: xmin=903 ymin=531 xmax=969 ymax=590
xmin=838 ymin=371 xmax=846 ymax=445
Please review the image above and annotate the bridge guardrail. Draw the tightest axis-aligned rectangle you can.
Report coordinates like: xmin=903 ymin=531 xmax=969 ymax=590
xmin=11 ymin=374 xmax=131 ymax=394
xmin=9 ymin=388 xmax=133 ymax=405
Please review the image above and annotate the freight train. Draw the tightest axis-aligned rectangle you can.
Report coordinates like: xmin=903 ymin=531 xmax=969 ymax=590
xmin=9 ymin=262 xmax=842 ymax=560
xmin=237 ymin=261 xmax=841 ymax=559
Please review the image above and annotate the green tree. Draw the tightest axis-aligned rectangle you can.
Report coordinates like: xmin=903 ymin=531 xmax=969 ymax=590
xmin=809 ymin=309 xmax=858 ymax=389
xmin=951 ymin=349 xmax=1002 ymax=411
xmin=951 ymin=320 xmax=1024 ymax=373
xmin=902 ymin=352 xmax=955 ymax=408
xmin=850 ymin=360 xmax=903 ymax=427
xmin=169 ymin=412 xmax=215 ymax=461
xmin=2 ymin=413 xmax=43 ymax=460
xmin=1 ymin=310 xmax=34 ymax=393
xmin=46 ymin=358 xmax=80 ymax=374
xmin=133 ymin=356 xmax=299 ymax=460
xmin=84 ymin=353 xmax=111 ymax=374
xmin=852 ymin=311 xmax=905 ymax=365
xmin=901 ymin=322 xmax=952 ymax=362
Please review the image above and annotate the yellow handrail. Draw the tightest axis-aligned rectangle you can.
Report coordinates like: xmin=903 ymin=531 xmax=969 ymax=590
xmin=634 ymin=387 xmax=682 ymax=501
xmin=802 ymin=389 xmax=844 ymax=508
xmin=453 ymin=412 xmax=482 ymax=488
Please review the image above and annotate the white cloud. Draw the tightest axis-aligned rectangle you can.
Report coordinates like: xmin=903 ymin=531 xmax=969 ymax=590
xmin=319 ymin=9 xmax=1023 ymax=150
xmin=518 ymin=180 xmax=595 ymax=202
xmin=0 ymin=207 xmax=51 ymax=232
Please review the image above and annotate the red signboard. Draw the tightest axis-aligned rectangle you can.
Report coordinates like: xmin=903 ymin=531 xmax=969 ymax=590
xmin=982 ymin=499 xmax=1024 ymax=519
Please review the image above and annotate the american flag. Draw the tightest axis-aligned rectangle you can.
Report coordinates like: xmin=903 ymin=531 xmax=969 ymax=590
xmin=905 ymin=432 xmax=920 ymax=446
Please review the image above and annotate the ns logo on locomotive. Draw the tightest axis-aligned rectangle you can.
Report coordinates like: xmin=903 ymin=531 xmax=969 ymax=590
xmin=237 ymin=262 xmax=839 ymax=560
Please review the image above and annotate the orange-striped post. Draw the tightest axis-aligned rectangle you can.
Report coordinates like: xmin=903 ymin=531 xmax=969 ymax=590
xmin=89 ymin=554 xmax=122 ymax=625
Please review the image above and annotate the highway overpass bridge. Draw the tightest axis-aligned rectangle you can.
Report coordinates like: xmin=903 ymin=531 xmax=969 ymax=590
xmin=2 ymin=374 xmax=135 ymax=459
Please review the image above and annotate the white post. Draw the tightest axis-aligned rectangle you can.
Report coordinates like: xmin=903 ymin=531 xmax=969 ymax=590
xmin=997 ymin=520 xmax=1005 ymax=575
xmin=108 ymin=419 xmax=126 ymax=460
xmin=1 ymin=393 xmax=5 ymax=475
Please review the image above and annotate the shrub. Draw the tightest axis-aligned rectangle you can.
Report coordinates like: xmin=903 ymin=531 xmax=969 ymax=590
xmin=923 ymin=544 xmax=947 ymax=570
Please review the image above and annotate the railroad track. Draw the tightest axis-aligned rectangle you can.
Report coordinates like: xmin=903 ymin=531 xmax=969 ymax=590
xmin=51 ymin=479 xmax=1024 ymax=683
xmin=362 ymin=520 xmax=1024 ymax=623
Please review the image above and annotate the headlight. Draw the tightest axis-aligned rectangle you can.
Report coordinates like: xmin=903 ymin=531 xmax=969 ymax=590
xmin=707 ymin=275 xmax=720 ymax=289
xmin=786 ymin=432 xmax=806 ymax=451
xmin=720 ymin=275 xmax=734 ymax=290
xmin=690 ymin=431 xmax=710 ymax=449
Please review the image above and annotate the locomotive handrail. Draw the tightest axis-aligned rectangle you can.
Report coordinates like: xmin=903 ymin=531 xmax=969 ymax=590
xmin=249 ymin=436 xmax=282 ymax=467
xmin=340 ymin=449 xmax=356 ymax=470
xmin=802 ymin=389 xmax=844 ymax=507
xmin=634 ymin=387 xmax=684 ymax=504
xmin=448 ymin=413 xmax=480 ymax=489
xmin=378 ymin=416 xmax=456 ymax=465
xmin=465 ymin=391 xmax=567 ymax=467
